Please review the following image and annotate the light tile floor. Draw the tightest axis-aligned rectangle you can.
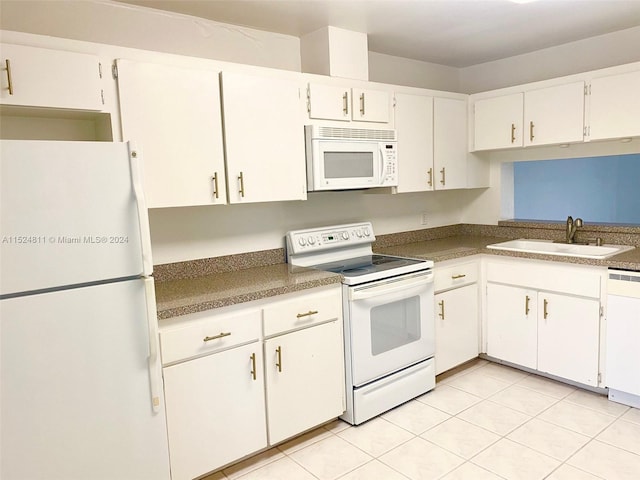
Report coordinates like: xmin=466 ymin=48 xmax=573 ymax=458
xmin=204 ymin=360 xmax=640 ymax=480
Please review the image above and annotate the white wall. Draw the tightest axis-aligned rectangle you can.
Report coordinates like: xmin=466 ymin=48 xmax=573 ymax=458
xmin=368 ymin=52 xmax=461 ymax=92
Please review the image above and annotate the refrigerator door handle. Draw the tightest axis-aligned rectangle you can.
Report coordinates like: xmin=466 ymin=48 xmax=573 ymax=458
xmin=144 ymin=277 xmax=162 ymax=413
xmin=128 ymin=143 xmax=154 ymax=276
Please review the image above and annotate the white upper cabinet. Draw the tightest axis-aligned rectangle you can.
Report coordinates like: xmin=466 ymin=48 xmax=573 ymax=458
xmin=116 ymin=59 xmax=227 ymax=208
xmin=524 ymin=81 xmax=585 ymax=147
xmin=221 ymin=71 xmax=307 ymax=204
xmin=307 ymin=82 xmax=391 ymax=124
xmin=394 ymin=92 xmax=434 ymax=193
xmin=588 ymin=70 xmax=640 ymax=141
xmin=0 ymin=43 xmax=103 ymax=111
xmin=434 ymin=97 xmax=467 ymax=190
xmin=473 ymin=92 xmax=523 ymax=151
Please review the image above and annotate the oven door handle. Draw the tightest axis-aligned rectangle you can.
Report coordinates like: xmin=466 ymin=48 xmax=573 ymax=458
xmin=349 ymin=272 xmax=433 ymax=301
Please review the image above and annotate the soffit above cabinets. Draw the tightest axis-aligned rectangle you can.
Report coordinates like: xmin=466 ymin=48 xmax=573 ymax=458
xmin=116 ymin=0 xmax=640 ymax=67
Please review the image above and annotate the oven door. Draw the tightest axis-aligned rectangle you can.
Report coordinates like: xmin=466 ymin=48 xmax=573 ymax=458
xmin=346 ymin=270 xmax=435 ymax=387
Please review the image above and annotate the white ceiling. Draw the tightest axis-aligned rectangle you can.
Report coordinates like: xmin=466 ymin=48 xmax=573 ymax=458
xmin=116 ymin=0 xmax=640 ymax=67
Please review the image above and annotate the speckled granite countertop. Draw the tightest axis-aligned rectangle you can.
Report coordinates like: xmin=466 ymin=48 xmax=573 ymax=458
xmin=155 ymin=263 xmax=341 ymax=320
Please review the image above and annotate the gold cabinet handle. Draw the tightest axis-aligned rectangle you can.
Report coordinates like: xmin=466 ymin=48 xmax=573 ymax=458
xmin=343 ymin=91 xmax=349 ymax=115
xmin=543 ymin=298 xmax=549 ymax=319
xmin=250 ymin=353 xmax=257 ymax=380
xmin=360 ymin=92 xmax=365 ymax=116
xmin=5 ymin=59 xmax=13 ymax=95
xmin=203 ymin=332 xmax=231 ymax=342
xmin=440 ymin=167 xmax=446 ymax=186
xmin=275 ymin=346 xmax=282 ymax=372
xmin=525 ymin=295 xmax=531 ymax=315
xmin=511 ymin=123 xmax=516 ymax=143
xmin=451 ymin=274 xmax=466 ymax=280
xmin=212 ymin=172 xmax=219 ymax=199
xmin=530 ymin=121 xmax=535 ymax=142
xmin=427 ymin=168 xmax=433 ymax=187
xmin=296 ymin=310 xmax=318 ymax=319
xmin=238 ymin=171 xmax=245 ymax=197
xmin=438 ymin=300 xmax=445 ymax=320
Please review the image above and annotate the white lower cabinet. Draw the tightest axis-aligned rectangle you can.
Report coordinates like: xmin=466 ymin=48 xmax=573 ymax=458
xmin=486 ymin=259 xmax=604 ymax=387
xmin=434 ymin=260 xmax=480 ymax=375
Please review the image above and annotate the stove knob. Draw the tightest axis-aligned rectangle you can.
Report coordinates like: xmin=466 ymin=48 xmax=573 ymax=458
xmin=298 ymin=237 xmax=306 ymax=246
xmin=342 ymin=232 xmax=349 ymax=240
xmin=363 ymin=227 xmax=371 ymax=237
xmin=355 ymin=230 xmax=363 ymax=238
xmin=308 ymin=236 xmax=316 ymax=245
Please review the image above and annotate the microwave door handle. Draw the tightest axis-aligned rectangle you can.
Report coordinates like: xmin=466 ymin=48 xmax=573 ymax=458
xmin=379 ymin=145 xmax=385 ymax=182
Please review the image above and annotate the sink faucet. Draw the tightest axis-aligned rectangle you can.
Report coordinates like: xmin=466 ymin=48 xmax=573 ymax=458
xmin=566 ymin=215 xmax=583 ymax=244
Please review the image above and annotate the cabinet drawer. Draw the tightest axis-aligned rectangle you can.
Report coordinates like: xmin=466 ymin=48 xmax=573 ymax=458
xmin=434 ymin=262 xmax=478 ymax=292
xmin=263 ymin=287 xmax=342 ymax=337
xmin=160 ymin=309 xmax=261 ymax=365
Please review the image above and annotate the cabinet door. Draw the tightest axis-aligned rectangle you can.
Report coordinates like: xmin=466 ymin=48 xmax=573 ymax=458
xmin=0 ymin=43 xmax=102 ymax=110
xmin=116 ymin=59 xmax=227 ymax=208
xmin=537 ymin=292 xmax=600 ymax=386
xmin=221 ymin=71 xmax=307 ymax=203
xmin=394 ymin=92 xmax=434 ymax=193
xmin=524 ymin=81 xmax=585 ymax=147
xmin=163 ymin=343 xmax=267 ymax=480
xmin=473 ymin=93 xmax=523 ymax=150
xmin=352 ymin=88 xmax=391 ymax=123
xmin=435 ymin=284 xmax=479 ymax=375
xmin=589 ymin=70 xmax=640 ymax=141
xmin=308 ymin=83 xmax=350 ymax=121
xmin=486 ymin=283 xmax=538 ymax=369
xmin=264 ymin=321 xmax=345 ymax=445
xmin=434 ymin=97 xmax=467 ymax=190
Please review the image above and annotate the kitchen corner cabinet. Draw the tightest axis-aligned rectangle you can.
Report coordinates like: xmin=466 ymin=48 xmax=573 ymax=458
xmin=393 ymin=93 xmax=467 ymax=193
xmin=221 ymin=71 xmax=307 ymax=203
xmin=434 ymin=260 xmax=480 ymax=375
xmin=486 ymin=259 xmax=603 ymax=386
xmin=307 ymin=82 xmax=391 ymax=124
xmin=262 ymin=286 xmax=345 ymax=444
xmin=0 ymin=43 xmax=103 ymax=111
xmin=588 ymin=70 xmax=640 ymax=141
xmin=115 ymin=59 xmax=227 ymax=208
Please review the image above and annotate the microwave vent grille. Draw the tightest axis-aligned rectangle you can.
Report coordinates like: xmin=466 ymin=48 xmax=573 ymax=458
xmin=316 ymin=126 xmax=396 ymax=141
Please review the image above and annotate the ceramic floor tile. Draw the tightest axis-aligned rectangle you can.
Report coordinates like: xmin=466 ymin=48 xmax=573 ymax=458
xmin=416 ymin=384 xmax=482 ymax=415
xmin=447 ymin=371 xmax=511 ymax=398
xmin=439 ymin=461 xmax=504 ymax=480
xmin=323 ymin=419 xmax=352 ymax=434
xmin=276 ymin=426 xmax=333 ymax=454
xmin=544 ymin=464 xmax=604 ymax=480
xmin=537 ymin=400 xmax=617 ymax=437
xmin=596 ymin=418 xmax=640 ymax=455
xmin=567 ymin=439 xmax=640 ymax=480
xmin=288 ymin=434 xmax=372 ymax=480
xmin=337 ymin=417 xmax=414 ymax=457
xmin=564 ymin=389 xmax=631 ymax=416
xmin=223 ymin=449 xmax=284 ymax=479
xmin=456 ymin=399 xmax=531 ymax=436
xmin=507 ymin=417 xmax=590 ymax=461
xmin=420 ymin=417 xmax=500 ymax=459
xmin=475 ymin=362 xmax=530 ymax=383
xmin=335 ymin=459 xmax=409 ymax=480
xmin=235 ymin=456 xmax=317 ymax=480
xmin=515 ymin=374 xmax=576 ymax=399
xmin=471 ymin=438 xmax=560 ymax=480
xmin=489 ymin=384 xmax=559 ymax=416
xmin=379 ymin=437 xmax=464 ymax=480
xmin=381 ymin=399 xmax=451 ymax=435
xmin=621 ymin=407 xmax=640 ymax=425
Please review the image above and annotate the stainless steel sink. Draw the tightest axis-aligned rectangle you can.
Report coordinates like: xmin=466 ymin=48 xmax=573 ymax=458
xmin=486 ymin=239 xmax=635 ymax=259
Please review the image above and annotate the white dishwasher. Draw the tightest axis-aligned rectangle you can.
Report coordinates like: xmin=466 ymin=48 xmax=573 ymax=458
xmin=606 ymin=269 xmax=640 ymax=408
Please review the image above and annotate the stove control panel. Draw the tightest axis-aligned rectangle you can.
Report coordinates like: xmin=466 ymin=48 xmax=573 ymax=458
xmin=286 ymin=222 xmax=375 ymax=255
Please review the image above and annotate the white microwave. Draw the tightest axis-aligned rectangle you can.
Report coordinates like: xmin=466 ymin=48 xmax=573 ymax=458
xmin=305 ymin=125 xmax=398 ymax=191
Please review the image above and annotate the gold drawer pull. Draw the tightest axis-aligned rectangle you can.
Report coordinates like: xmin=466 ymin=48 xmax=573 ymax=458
xmin=525 ymin=295 xmax=531 ymax=316
xmin=250 ymin=353 xmax=257 ymax=380
xmin=296 ymin=310 xmax=319 ymax=319
xmin=276 ymin=346 xmax=282 ymax=372
xmin=451 ymin=274 xmax=466 ymax=280
xmin=203 ymin=332 xmax=231 ymax=342
xmin=5 ymin=59 xmax=14 ymax=95
xmin=438 ymin=300 xmax=445 ymax=320
xmin=543 ymin=298 xmax=549 ymax=319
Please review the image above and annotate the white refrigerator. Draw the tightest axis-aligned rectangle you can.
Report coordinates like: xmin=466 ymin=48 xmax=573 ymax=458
xmin=0 ymin=140 xmax=171 ymax=480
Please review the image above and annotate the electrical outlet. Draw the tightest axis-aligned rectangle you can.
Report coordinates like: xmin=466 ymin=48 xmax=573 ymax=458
xmin=421 ymin=212 xmax=429 ymax=225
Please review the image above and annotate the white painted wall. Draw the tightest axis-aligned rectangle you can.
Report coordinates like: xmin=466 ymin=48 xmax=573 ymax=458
xmin=368 ymin=52 xmax=461 ymax=92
